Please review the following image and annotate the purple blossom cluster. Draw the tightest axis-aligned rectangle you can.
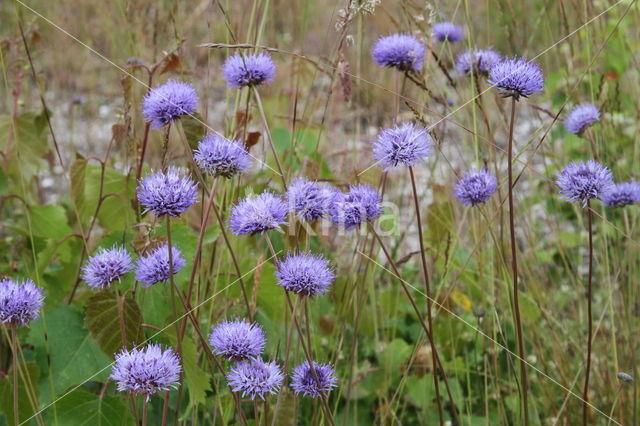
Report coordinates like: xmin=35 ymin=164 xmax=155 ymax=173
xmin=135 ymin=244 xmax=186 ymax=287
xmin=432 ymin=22 xmax=464 ymax=43
xmin=602 ymin=181 xmax=640 ymax=207
xmin=329 ymin=184 xmax=383 ymax=230
xmin=488 ymin=57 xmax=544 ymax=99
xmin=0 ymin=278 xmax=44 ymax=326
xmin=227 ymin=359 xmax=284 ymax=400
xmin=137 ymin=167 xmax=199 ymax=217
xmin=142 ymin=79 xmax=198 ymax=129
xmin=81 ymin=245 xmax=133 ymax=289
xmin=276 ymin=252 xmax=335 ymax=297
xmin=556 ymin=160 xmax=613 ymax=206
xmin=372 ymin=122 xmax=433 ymax=170
xmin=564 ymin=104 xmax=601 ymax=135
xmin=228 ymin=191 xmax=288 ymax=235
xmin=194 ymin=134 xmax=252 ymax=178
xmin=456 ymin=48 xmax=501 ymax=76
xmin=454 ymin=169 xmax=498 ymax=206
xmin=209 ymin=319 xmax=266 ymax=361
xmin=291 ymin=361 xmax=338 ymax=398
xmin=223 ymin=53 xmax=277 ymax=88
xmin=372 ymin=34 xmax=425 ymax=72
xmin=286 ymin=178 xmax=337 ymax=221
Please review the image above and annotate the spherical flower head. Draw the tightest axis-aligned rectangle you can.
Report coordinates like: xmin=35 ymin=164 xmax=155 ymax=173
xmin=226 ymin=358 xmax=284 ymax=400
xmin=135 ymin=244 xmax=186 ymax=287
xmin=223 ymin=53 xmax=276 ymax=88
xmin=432 ymin=22 xmax=464 ymax=43
xmin=329 ymin=184 xmax=383 ymax=230
xmin=602 ymin=181 xmax=640 ymax=207
xmin=565 ymin=104 xmax=601 ymax=135
xmin=454 ymin=169 xmax=498 ymax=206
xmin=371 ymin=34 xmax=425 ymax=72
xmin=81 ymin=245 xmax=134 ymax=289
xmin=111 ymin=344 xmax=181 ymax=398
xmin=209 ymin=319 xmax=266 ymax=361
xmin=456 ymin=48 xmax=501 ymax=76
xmin=286 ymin=178 xmax=337 ymax=221
xmin=488 ymin=57 xmax=544 ymax=99
xmin=228 ymin=191 xmax=288 ymax=236
xmin=137 ymin=167 xmax=199 ymax=217
xmin=0 ymin=279 xmax=44 ymax=327
xmin=194 ymin=134 xmax=252 ymax=178
xmin=142 ymin=79 xmax=198 ymax=129
xmin=291 ymin=361 xmax=338 ymax=398
xmin=372 ymin=122 xmax=433 ymax=170
xmin=275 ymin=252 xmax=335 ymax=297
xmin=556 ymin=160 xmax=613 ymax=207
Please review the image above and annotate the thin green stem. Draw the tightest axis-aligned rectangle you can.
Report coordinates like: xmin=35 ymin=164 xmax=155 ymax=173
xmin=252 ymin=87 xmax=287 ymax=189
xmin=583 ymin=201 xmax=594 ymax=425
xmin=12 ymin=324 xmax=19 ymax=426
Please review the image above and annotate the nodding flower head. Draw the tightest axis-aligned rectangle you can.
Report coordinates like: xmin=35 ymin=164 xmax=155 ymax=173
xmin=432 ymin=22 xmax=464 ymax=43
xmin=329 ymin=184 xmax=383 ymax=230
xmin=373 ymin=122 xmax=433 ymax=170
xmin=111 ymin=344 xmax=181 ymax=399
xmin=0 ymin=278 xmax=44 ymax=327
xmin=602 ymin=181 xmax=640 ymax=207
xmin=275 ymin=252 xmax=335 ymax=298
xmin=290 ymin=361 xmax=338 ymax=398
xmin=372 ymin=34 xmax=425 ymax=72
xmin=135 ymin=244 xmax=186 ymax=287
xmin=226 ymin=358 xmax=284 ymax=400
xmin=456 ymin=48 xmax=501 ymax=76
xmin=556 ymin=160 xmax=614 ymax=206
xmin=228 ymin=191 xmax=288 ymax=236
xmin=454 ymin=169 xmax=498 ymax=206
xmin=223 ymin=53 xmax=277 ymax=88
xmin=564 ymin=104 xmax=601 ymax=135
xmin=137 ymin=167 xmax=199 ymax=217
xmin=286 ymin=178 xmax=337 ymax=221
xmin=142 ymin=79 xmax=198 ymax=129
xmin=488 ymin=57 xmax=544 ymax=100
xmin=82 ymin=245 xmax=134 ymax=289
xmin=194 ymin=134 xmax=252 ymax=178
xmin=209 ymin=319 xmax=266 ymax=361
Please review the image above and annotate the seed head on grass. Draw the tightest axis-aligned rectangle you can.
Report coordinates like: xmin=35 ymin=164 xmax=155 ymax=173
xmin=223 ymin=53 xmax=276 ymax=88
xmin=226 ymin=358 xmax=284 ymax=400
xmin=602 ymin=181 xmax=640 ymax=207
xmin=329 ymin=184 xmax=383 ymax=230
xmin=371 ymin=34 xmax=425 ymax=72
xmin=194 ymin=134 xmax=252 ymax=178
xmin=228 ymin=192 xmax=288 ymax=236
xmin=488 ymin=57 xmax=544 ymax=100
xmin=142 ymin=79 xmax=198 ymax=129
xmin=275 ymin=252 xmax=335 ymax=298
xmin=0 ymin=279 xmax=44 ymax=326
xmin=556 ymin=160 xmax=613 ymax=207
xmin=209 ymin=319 xmax=266 ymax=361
xmin=456 ymin=48 xmax=501 ymax=76
xmin=564 ymin=104 xmax=601 ymax=135
xmin=135 ymin=244 xmax=186 ymax=287
xmin=137 ymin=167 xmax=199 ymax=217
xmin=372 ymin=122 xmax=432 ymax=170
xmin=290 ymin=361 xmax=338 ymax=398
xmin=454 ymin=169 xmax=498 ymax=206
xmin=111 ymin=344 xmax=181 ymax=399
xmin=82 ymin=245 xmax=133 ymax=289
xmin=432 ymin=22 xmax=464 ymax=43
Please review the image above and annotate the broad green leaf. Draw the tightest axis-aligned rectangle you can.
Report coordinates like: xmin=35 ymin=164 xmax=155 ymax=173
xmin=27 ymin=305 xmax=111 ymax=403
xmin=404 ymin=374 xmax=435 ymax=412
xmin=182 ymin=335 xmax=211 ymax=410
xmin=83 ymin=165 xmax=135 ymax=231
xmin=44 ymin=389 xmax=133 ymax=426
xmin=70 ymin=156 xmax=87 ymax=215
xmin=0 ymin=112 xmax=50 ymax=181
xmin=255 ymin=262 xmax=285 ymax=323
xmin=84 ymin=291 xmax=144 ymax=356
xmin=29 ymin=204 xmax=72 ymax=240
xmin=379 ymin=338 xmax=411 ymax=374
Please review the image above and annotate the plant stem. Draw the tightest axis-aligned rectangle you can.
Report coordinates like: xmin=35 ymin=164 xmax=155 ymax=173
xmin=408 ymin=166 xmax=445 ymax=426
xmin=252 ymin=87 xmax=287 ymax=189
xmin=161 ymin=123 xmax=171 ymax=171
xmin=507 ymin=96 xmax=528 ymax=425
xmin=12 ymin=324 xmax=19 ymax=426
xmin=583 ymin=201 xmax=594 ymax=425
xmin=143 ymin=398 xmax=150 ymax=426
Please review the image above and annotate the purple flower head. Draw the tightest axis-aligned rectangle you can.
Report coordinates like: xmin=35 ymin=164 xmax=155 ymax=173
xmin=556 ymin=160 xmax=614 ymax=207
xmin=488 ymin=57 xmax=544 ymax=100
xmin=0 ymin=279 xmax=44 ymax=327
xmin=602 ymin=181 xmax=640 ymax=207
xmin=142 ymin=79 xmax=198 ymax=129
xmin=372 ymin=34 xmax=425 ymax=72
xmin=137 ymin=167 xmax=199 ymax=217
xmin=291 ymin=361 xmax=338 ymax=398
xmin=432 ymin=22 xmax=464 ymax=43
xmin=373 ymin=122 xmax=433 ymax=170
xmin=286 ymin=178 xmax=337 ymax=221
xmin=454 ymin=169 xmax=498 ymax=206
xmin=565 ymin=104 xmax=601 ymax=135
xmin=111 ymin=344 xmax=181 ymax=398
xmin=456 ymin=48 xmax=501 ymax=76
xmin=223 ymin=53 xmax=276 ymax=88
xmin=275 ymin=252 xmax=335 ymax=297
xmin=226 ymin=358 xmax=284 ymax=400
xmin=209 ymin=319 xmax=266 ymax=361
xmin=329 ymin=184 xmax=383 ymax=230
xmin=194 ymin=134 xmax=252 ymax=178
xmin=228 ymin=191 xmax=288 ymax=236
xmin=82 ymin=245 xmax=134 ymax=289
xmin=135 ymin=244 xmax=186 ymax=287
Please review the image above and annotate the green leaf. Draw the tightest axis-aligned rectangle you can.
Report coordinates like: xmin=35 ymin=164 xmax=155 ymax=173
xmin=182 ymin=335 xmax=211 ymax=409
xmin=84 ymin=291 xmax=144 ymax=356
xmin=27 ymin=305 xmax=112 ymax=403
xmin=70 ymin=155 xmax=87 ymax=215
xmin=0 ymin=363 xmax=40 ymax=425
xmin=45 ymin=389 xmax=133 ymax=426
xmin=404 ymin=374 xmax=435 ymax=411
xmin=83 ymin=165 xmax=135 ymax=231
xmin=0 ymin=112 xmax=50 ymax=180
xmin=379 ymin=339 xmax=411 ymax=374
xmin=180 ymin=113 xmax=207 ymax=150
xmin=255 ymin=262 xmax=285 ymax=322
xmin=29 ymin=204 xmax=72 ymax=240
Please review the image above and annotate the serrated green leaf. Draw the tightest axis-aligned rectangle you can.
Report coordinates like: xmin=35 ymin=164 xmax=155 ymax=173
xmin=29 ymin=204 xmax=72 ymax=240
xmin=45 ymin=389 xmax=133 ymax=426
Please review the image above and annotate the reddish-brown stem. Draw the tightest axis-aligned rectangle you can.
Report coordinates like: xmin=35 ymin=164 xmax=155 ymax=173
xmin=582 ymin=201 xmax=594 ymax=425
